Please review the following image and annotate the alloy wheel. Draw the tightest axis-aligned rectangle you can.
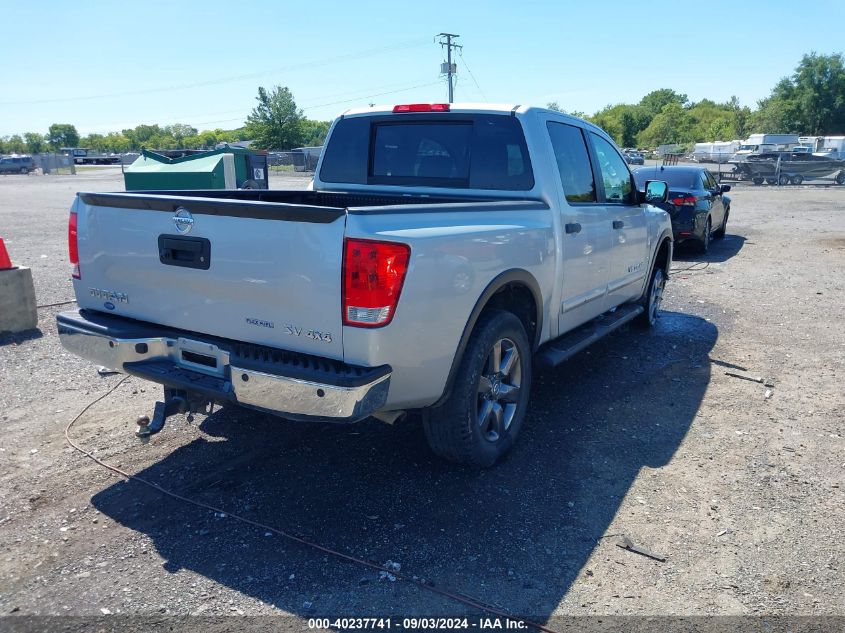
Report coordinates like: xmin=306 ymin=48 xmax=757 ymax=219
xmin=648 ymin=268 xmax=666 ymax=323
xmin=476 ymin=337 xmax=522 ymax=443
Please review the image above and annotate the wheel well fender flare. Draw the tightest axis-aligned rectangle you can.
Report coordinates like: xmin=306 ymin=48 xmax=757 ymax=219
xmin=432 ymin=269 xmax=543 ymax=408
xmin=645 ymin=231 xmax=673 ymax=292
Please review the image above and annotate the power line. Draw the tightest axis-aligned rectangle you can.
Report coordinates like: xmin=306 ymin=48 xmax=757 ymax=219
xmin=87 ymin=80 xmax=443 ymax=130
xmin=302 ymin=81 xmax=442 ymax=111
xmin=127 ymin=80 xmax=445 ymax=130
xmin=0 ymin=39 xmax=430 ymax=106
xmin=457 ymin=49 xmax=488 ymax=102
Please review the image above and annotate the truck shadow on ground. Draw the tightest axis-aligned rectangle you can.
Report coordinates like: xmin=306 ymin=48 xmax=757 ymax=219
xmin=91 ymin=311 xmax=716 ymax=622
xmin=673 ymin=233 xmax=746 ymax=264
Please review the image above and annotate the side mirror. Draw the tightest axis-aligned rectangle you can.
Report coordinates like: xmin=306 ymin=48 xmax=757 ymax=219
xmin=644 ymin=180 xmax=668 ymax=204
xmin=720 ymin=184 xmax=731 ymax=193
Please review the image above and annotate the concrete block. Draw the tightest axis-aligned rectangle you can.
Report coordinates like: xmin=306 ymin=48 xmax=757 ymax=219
xmin=0 ymin=266 xmax=38 ymax=333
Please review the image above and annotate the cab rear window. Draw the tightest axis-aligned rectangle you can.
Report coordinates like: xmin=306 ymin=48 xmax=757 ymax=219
xmin=319 ymin=114 xmax=534 ymax=190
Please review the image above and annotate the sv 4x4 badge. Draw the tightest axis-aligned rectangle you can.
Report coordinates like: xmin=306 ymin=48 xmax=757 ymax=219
xmin=284 ymin=324 xmax=333 ymax=343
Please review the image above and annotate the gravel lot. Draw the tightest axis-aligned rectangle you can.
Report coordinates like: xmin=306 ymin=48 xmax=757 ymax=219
xmin=0 ymin=169 xmax=843 ymax=625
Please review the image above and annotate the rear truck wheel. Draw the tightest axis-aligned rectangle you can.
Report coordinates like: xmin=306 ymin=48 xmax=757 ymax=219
xmin=752 ymin=177 xmax=764 ymax=186
xmin=778 ymin=174 xmax=791 ymax=186
xmin=699 ymin=217 xmax=711 ymax=253
xmin=791 ymin=174 xmax=804 ymax=186
xmin=835 ymin=172 xmax=845 ymax=185
xmin=422 ymin=310 xmax=531 ymax=468
xmin=714 ymin=207 xmax=729 ymax=239
xmin=766 ymin=178 xmax=777 ymax=185
xmin=637 ymin=264 xmax=666 ymax=328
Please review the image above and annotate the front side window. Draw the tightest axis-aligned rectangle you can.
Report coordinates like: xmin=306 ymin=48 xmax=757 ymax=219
xmin=590 ymin=133 xmax=634 ymax=204
xmin=546 ymin=121 xmax=596 ymax=203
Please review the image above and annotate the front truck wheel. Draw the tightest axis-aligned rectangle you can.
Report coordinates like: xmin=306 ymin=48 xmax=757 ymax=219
xmin=422 ymin=310 xmax=532 ymax=467
xmin=636 ymin=247 xmax=668 ymax=328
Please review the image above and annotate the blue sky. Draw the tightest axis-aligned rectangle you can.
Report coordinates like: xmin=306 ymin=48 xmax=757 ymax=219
xmin=1 ymin=0 xmax=843 ymax=136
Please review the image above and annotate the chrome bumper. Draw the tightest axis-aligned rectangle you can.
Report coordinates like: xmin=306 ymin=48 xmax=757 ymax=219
xmin=57 ymin=311 xmax=390 ymax=423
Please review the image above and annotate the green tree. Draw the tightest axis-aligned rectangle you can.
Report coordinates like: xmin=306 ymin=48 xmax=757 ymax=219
xmin=24 ymin=132 xmax=45 ymax=153
xmin=165 ymin=123 xmax=199 ymax=148
xmin=300 ymin=119 xmax=331 ymax=146
xmin=82 ymin=133 xmax=106 ymax=151
xmin=546 ymin=101 xmax=563 ymax=112
xmin=46 ymin=123 xmax=80 ymax=149
xmin=765 ymin=52 xmax=845 ymax=134
xmin=751 ymin=80 xmax=801 ymax=134
xmin=103 ymin=132 xmax=130 ymax=153
xmin=245 ymin=86 xmax=304 ymax=150
xmin=638 ymin=89 xmax=688 ymax=118
xmin=637 ymin=102 xmax=693 ymax=147
xmin=6 ymin=134 xmax=26 ymax=153
xmin=591 ymin=104 xmax=649 ymax=147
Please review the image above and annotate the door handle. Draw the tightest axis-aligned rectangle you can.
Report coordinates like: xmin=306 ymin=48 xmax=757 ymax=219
xmin=565 ymin=222 xmax=582 ymax=234
xmin=612 ymin=220 xmax=624 ymax=229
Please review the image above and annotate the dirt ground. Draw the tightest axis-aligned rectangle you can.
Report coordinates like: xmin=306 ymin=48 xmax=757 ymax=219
xmin=0 ymin=169 xmax=843 ymax=627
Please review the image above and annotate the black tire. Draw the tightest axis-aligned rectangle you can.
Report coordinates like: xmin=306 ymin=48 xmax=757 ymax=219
xmin=752 ymin=177 xmax=764 ymax=186
xmin=766 ymin=178 xmax=777 ymax=186
xmin=637 ymin=262 xmax=666 ymax=328
xmin=778 ymin=174 xmax=790 ymax=186
xmin=714 ymin=207 xmax=729 ymax=239
xmin=791 ymin=174 xmax=804 ymax=186
xmin=20 ymin=167 xmax=27 ymax=174
xmin=698 ymin=217 xmax=711 ymax=253
xmin=422 ymin=310 xmax=532 ymax=468
xmin=835 ymin=172 xmax=845 ymax=185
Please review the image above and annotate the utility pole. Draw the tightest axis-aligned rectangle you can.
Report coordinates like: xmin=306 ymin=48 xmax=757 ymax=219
xmin=437 ymin=33 xmax=461 ymax=103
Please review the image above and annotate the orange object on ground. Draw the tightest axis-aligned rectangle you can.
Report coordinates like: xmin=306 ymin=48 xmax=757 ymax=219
xmin=0 ymin=237 xmax=13 ymax=270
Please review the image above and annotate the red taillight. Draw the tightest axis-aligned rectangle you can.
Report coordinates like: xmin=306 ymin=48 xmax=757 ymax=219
xmin=392 ymin=103 xmax=450 ymax=113
xmin=342 ymin=238 xmax=410 ymax=327
xmin=68 ymin=212 xmax=80 ymax=279
xmin=670 ymin=195 xmax=698 ymax=207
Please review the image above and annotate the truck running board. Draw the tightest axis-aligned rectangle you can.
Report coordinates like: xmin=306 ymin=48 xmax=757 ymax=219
xmin=535 ymin=304 xmax=644 ymax=369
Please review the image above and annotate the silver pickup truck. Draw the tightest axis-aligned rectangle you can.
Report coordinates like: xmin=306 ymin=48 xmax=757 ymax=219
xmin=58 ymin=104 xmax=672 ymax=467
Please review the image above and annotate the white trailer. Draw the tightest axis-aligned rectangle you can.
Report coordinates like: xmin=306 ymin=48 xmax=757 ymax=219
xmin=693 ymin=141 xmax=740 ymax=163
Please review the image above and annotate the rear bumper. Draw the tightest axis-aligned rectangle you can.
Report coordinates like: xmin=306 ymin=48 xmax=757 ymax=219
xmin=57 ymin=310 xmax=391 ymax=423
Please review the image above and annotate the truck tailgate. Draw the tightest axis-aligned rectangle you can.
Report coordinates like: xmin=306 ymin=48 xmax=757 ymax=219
xmin=74 ymin=193 xmax=346 ymax=360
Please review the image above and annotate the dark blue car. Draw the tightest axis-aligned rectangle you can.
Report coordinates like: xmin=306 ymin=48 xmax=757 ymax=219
xmin=634 ymin=166 xmax=731 ymax=253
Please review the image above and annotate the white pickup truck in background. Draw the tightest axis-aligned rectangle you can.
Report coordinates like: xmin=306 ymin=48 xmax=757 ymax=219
xmin=59 ymin=103 xmax=672 ymax=467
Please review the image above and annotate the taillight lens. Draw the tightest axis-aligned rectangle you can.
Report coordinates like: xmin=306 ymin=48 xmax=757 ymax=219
xmin=68 ymin=212 xmax=80 ymax=279
xmin=670 ymin=195 xmax=698 ymax=206
xmin=342 ymin=238 xmax=410 ymax=327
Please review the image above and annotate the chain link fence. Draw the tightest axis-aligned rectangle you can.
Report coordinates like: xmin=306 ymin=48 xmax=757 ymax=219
xmin=268 ymin=149 xmax=321 ymax=173
xmin=32 ymin=153 xmax=76 ymax=175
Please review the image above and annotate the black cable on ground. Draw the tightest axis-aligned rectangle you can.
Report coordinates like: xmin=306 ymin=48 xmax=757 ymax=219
xmin=65 ymin=378 xmax=560 ymax=633
xmin=37 ymin=299 xmax=77 ymax=309
xmin=671 ymin=262 xmax=710 ymax=274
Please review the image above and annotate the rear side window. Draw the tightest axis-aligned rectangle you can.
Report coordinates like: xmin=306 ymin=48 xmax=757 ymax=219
xmin=319 ymin=114 xmax=534 ymax=190
xmin=546 ymin=122 xmax=596 ymax=203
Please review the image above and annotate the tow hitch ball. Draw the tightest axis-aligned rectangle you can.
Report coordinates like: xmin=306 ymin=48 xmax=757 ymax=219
xmin=135 ymin=389 xmax=211 ymax=443
xmin=136 ymin=397 xmax=187 ymax=443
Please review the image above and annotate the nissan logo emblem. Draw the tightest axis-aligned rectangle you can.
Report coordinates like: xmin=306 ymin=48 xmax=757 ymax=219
xmin=173 ymin=207 xmax=194 ymax=234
